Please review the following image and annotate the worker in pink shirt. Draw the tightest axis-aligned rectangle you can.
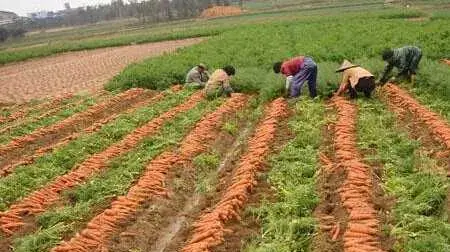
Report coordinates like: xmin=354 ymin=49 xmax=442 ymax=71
xmin=273 ymin=56 xmax=318 ymax=98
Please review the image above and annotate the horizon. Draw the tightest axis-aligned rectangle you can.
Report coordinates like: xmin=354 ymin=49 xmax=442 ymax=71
xmin=0 ymin=0 xmax=112 ymax=16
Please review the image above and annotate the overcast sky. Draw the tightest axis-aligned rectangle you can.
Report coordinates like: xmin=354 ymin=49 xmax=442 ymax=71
xmin=0 ymin=0 xmax=113 ymax=16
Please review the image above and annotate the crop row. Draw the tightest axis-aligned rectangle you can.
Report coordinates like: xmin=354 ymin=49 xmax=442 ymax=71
xmin=330 ymin=96 xmax=384 ymax=252
xmin=50 ymin=94 xmax=248 ymax=252
xmin=0 ymin=92 xmax=166 ymax=178
xmin=0 ymin=88 xmax=148 ymax=162
xmin=182 ymin=98 xmax=288 ymax=251
xmin=0 ymin=91 xmax=204 ymax=235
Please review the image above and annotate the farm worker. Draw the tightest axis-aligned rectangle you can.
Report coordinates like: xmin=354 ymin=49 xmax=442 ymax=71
xmin=273 ymin=56 xmax=318 ymax=98
xmin=185 ymin=63 xmax=210 ymax=89
xmin=335 ymin=60 xmax=375 ymax=99
xmin=379 ymin=46 xmax=422 ymax=85
xmin=204 ymin=65 xmax=235 ymax=99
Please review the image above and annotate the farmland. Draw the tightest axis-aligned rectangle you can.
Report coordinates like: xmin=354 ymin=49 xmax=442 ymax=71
xmin=0 ymin=1 xmax=450 ymax=252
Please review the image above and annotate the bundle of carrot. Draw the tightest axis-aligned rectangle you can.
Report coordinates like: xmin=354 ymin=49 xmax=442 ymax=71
xmin=0 ymin=88 xmax=145 ymax=156
xmin=182 ymin=98 xmax=289 ymax=252
xmin=50 ymin=94 xmax=248 ymax=252
xmin=0 ymin=92 xmax=167 ymax=178
xmin=382 ymin=83 xmax=450 ymax=150
xmin=0 ymin=91 xmax=203 ymax=236
xmin=331 ymin=96 xmax=384 ymax=252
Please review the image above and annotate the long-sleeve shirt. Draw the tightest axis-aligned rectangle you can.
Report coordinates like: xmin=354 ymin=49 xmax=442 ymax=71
xmin=185 ymin=67 xmax=209 ymax=85
xmin=336 ymin=67 xmax=374 ymax=95
xmin=380 ymin=46 xmax=422 ymax=82
xmin=204 ymin=69 xmax=232 ymax=95
xmin=281 ymin=56 xmax=305 ymax=76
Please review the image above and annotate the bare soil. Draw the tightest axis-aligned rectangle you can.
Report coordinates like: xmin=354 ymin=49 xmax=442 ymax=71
xmin=0 ymin=38 xmax=202 ymax=103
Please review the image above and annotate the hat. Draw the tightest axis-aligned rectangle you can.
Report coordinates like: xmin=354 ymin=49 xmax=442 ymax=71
xmin=336 ymin=60 xmax=359 ymax=72
xmin=198 ymin=63 xmax=207 ymax=70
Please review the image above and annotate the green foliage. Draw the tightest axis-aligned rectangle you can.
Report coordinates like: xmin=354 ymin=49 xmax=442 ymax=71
xmin=244 ymin=100 xmax=324 ymax=251
xmin=193 ymin=152 xmax=221 ymax=193
xmin=0 ymin=28 xmax=222 ymax=65
xmin=107 ymin=11 xmax=449 ymax=101
xmin=0 ymin=95 xmax=96 ymax=144
xmin=0 ymin=89 xmax=192 ymax=210
xmin=357 ymin=99 xmax=450 ymax=252
xmin=13 ymin=96 xmax=223 ymax=252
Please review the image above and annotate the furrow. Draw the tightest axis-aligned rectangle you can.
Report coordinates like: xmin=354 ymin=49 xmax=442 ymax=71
xmin=182 ymin=98 xmax=289 ymax=252
xmin=331 ymin=96 xmax=384 ymax=252
xmin=50 ymin=94 xmax=248 ymax=252
xmin=0 ymin=91 xmax=204 ymax=236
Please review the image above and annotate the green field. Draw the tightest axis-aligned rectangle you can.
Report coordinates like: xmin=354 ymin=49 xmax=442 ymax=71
xmin=0 ymin=1 xmax=449 ymax=252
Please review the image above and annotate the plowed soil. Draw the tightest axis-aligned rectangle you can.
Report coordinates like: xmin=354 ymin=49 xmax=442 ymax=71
xmin=0 ymin=38 xmax=203 ymax=103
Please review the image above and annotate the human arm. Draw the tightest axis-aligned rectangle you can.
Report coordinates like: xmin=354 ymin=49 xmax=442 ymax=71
xmin=335 ymin=72 xmax=349 ymax=96
xmin=285 ymin=76 xmax=293 ymax=97
xmin=379 ymin=63 xmax=394 ymax=84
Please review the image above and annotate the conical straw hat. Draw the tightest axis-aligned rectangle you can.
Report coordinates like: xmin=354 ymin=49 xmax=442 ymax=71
xmin=336 ymin=60 xmax=359 ymax=72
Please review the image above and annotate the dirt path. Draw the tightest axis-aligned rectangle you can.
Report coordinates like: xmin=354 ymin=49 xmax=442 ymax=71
xmin=0 ymin=38 xmax=203 ymax=104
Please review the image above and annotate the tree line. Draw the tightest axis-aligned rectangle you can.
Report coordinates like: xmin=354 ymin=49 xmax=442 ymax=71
xmin=19 ymin=0 xmax=244 ymax=30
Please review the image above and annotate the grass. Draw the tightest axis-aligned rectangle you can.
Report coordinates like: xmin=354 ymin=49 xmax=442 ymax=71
xmin=0 ymin=89 xmax=192 ymax=210
xmin=244 ymin=99 xmax=325 ymax=251
xmin=357 ymin=98 xmax=450 ymax=252
xmin=12 ymin=97 xmax=223 ymax=252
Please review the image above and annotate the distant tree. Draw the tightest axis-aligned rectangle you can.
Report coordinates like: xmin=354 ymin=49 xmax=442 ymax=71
xmin=64 ymin=2 xmax=71 ymax=10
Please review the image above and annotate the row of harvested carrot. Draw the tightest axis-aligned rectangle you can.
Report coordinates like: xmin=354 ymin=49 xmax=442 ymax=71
xmin=0 ymin=91 xmax=203 ymax=236
xmin=0 ymin=95 xmax=88 ymax=136
xmin=0 ymin=92 xmax=166 ymax=178
xmin=182 ymin=98 xmax=289 ymax=252
xmin=0 ymin=93 xmax=74 ymax=125
xmin=0 ymin=88 xmax=145 ymax=157
xmin=331 ymin=96 xmax=384 ymax=252
xmin=382 ymin=83 xmax=450 ymax=151
xmin=50 ymin=94 xmax=249 ymax=252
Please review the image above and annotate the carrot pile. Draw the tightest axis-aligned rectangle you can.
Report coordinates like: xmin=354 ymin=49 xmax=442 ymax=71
xmin=0 ymin=88 xmax=146 ymax=157
xmin=0 ymin=93 xmax=74 ymax=125
xmin=441 ymin=59 xmax=450 ymax=66
xmin=382 ymin=83 xmax=450 ymax=150
xmin=0 ymin=92 xmax=167 ymax=178
xmin=50 ymin=94 xmax=248 ymax=252
xmin=0 ymin=91 xmax=203 ymax=236
xmin=331 ymin=96 xmax=384 ymax=252
xmin=182 ymin=98 xmax=289 ymax=252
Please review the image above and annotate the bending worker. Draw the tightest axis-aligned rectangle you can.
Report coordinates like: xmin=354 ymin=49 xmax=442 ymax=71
xmin=379 ymin=46 xmax=422 ymax=85
xmin=204 ymin=65 xmax=235 ymax=99
xmin=335 ymin=60 xmax=375 ymax=99
xmin=185 ymin=63 xmax=210 ymax=88
xmin=273 ymin=55 xmax=318 ymax=98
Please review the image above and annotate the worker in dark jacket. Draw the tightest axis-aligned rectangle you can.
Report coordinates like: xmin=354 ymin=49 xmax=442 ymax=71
xmin=273 ymin=56 xmax=318 ymax=98
xmin=379 ymin=46 xmax=422 ymax=85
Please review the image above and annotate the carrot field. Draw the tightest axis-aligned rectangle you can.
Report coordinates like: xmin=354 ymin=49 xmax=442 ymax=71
xmin=0 ymin=2 xmax=449 ymax=252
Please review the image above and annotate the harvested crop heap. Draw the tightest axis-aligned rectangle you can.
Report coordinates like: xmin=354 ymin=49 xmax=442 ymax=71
xmin=331 ymin=96 xmax=384 ymax=252
xmin=0 ymin=91 xmax=203 ymax=236
xmin=200 ymin=6 xmax=243 ymax=18
xmin=50 ymin=94 xmax=248 ymax=252
xmin=382 ymin=83 xmax=450 ymax=150
xmin=182 ymin=98 xmax=289 ymax=252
